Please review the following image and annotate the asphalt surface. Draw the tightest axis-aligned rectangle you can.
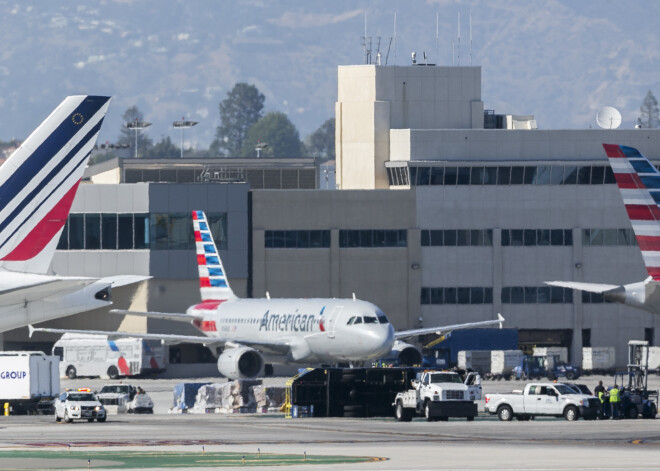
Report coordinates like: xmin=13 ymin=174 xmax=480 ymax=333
xmin=0 ymin=374 xmax=658 ymax=470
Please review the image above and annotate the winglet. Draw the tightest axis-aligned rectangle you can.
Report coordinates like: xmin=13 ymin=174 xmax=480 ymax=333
xmin=497 ymin=313 xmax=505 ymax=329
xmin=28 ymin=324 xmax=34 ymax=338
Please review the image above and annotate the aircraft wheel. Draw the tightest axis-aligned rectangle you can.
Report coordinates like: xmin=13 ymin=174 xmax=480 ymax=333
xmin=107 ymin=366 xmax=119 ymax=380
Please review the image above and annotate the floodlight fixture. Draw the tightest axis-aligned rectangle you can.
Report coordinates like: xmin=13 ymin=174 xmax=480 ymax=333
xmin=172 ymin=118 xmax=198 ymax=158
xmin=125 ymin=120 xmax=152 ymax=158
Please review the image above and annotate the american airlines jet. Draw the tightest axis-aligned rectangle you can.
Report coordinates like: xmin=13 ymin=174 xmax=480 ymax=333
xmin=0 ymin=95 xmax=146 ymax=332
xmin=31 ymin=210 xmax=505 ymax=379
xmin=547 ymin=143 xmax=660 ymax=315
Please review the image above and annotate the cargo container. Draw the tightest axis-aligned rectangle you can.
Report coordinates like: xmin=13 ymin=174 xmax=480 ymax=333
xmin=582 ymin=347 xmax=616 ymax=374
xmin=0 ymin=351 xmax=59 ymax=414
xmin=423 ymin=328 xmax=518 ymax=368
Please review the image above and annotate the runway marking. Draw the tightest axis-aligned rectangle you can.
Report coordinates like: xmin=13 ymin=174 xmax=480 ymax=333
xmin=0 ymin=450 xmax=384 ymax=468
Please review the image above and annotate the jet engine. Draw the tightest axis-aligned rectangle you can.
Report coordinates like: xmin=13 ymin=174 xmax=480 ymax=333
xmin=217 ymin=346 xmax=264 ymax=379
xmin=388 ymin=340 xmax=423 ymax=366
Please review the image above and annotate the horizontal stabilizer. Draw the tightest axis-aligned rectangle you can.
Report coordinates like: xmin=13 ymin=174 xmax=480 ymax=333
xmin=544 ymin=281 xmax=620 ymax=293
xmin=395 ymin=313 xmax=504 ymax=340
xmin=109 ymin=309 xmax=200 ymax=322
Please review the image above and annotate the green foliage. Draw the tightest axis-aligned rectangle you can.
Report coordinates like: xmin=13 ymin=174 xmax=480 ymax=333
xmin=211 ymin=83 xmax=265 ymax=156
xmin=240 ymin=112 xmax=303 ymax=157
xmin=117 ymin=106 xmax=153 ymax=158
xmin=143 ymin=136 xmax=181 ymax=159
xmin=639 ymin=90 xmax=659 ymax=128
xmin=305 ymin=118 xmax=335 ymax=160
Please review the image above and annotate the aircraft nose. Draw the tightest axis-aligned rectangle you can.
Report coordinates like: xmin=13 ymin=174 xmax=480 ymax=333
xmin=372 ymin=324 xmax=395 ymax=357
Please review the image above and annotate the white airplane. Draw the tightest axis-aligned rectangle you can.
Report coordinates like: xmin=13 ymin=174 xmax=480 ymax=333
xmin=0 ymin=95 xmax=146 ymax=332
xmin=546 ymin=143 xmax=660 ymax=315
xmin=31 ymin=210 xmax=504 ymax=379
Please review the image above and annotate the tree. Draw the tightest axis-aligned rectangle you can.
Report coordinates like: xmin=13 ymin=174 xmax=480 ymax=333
xmin=639 ymin=90 xmax=660 ymax=129
xmin=117 ymin=106 xmax=153 ymax=158
xmin=240 ymin=112 xmax=303 ymax=158
xmin=143 ymin=136 xmax=180 ymax=159
xmin=305 ymin=118 xmax=335 ymax=160
xmin=210 ymin=83 xmax=265 ymax=156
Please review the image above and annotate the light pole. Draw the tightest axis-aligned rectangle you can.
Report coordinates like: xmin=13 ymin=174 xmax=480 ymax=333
xmin=125 ymin=120 xmax=152 ymax=158
xmin=255 ymin=141 xmax=269 ymax=158
xmin=172 ymin=119 xmax=198 ymax=158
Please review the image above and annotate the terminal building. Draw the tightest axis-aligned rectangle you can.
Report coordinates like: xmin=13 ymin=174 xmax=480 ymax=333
xmin=10 ymin=63 xmax=660 ymax=368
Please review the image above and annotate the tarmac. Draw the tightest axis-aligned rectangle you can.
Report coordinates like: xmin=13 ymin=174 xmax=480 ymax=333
xmin=0 ymin=374 xmax=657 ymax=470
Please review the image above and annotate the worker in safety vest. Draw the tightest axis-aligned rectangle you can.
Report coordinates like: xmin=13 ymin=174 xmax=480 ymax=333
xmin=609 ymin=384 xmax=621 ymax=419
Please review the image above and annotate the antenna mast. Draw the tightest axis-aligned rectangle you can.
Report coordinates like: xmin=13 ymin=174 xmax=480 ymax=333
xmin=457 ymin=12 xmax=461 ymax=66
xmin=393 ymin=12 xmax=397 ymax=65
xmin=435 ymin=12 xmax=439 ymax=63
xmin=469 ymin=11 xmax=473 ymax=65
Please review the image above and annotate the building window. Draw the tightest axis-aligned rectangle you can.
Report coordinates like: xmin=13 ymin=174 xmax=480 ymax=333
xmin=421 ymin=287 xmax=493 ymax=304
xmin=339 ymin=230 xmax=407 ymax=248
xmin=57 ymin=212 xmax=225 ymax=251
xmin=421 ymin=229 xmax=493 ymax=247
xmin=502 ymin=229 xmax=572 ymax=246
xmin=501 ymin=286 xmax=573 ymax=304
xmin=394 ymin=165 xmax=616 ymax=187
xmin=265 ymin=230 xmax=330 ymax=248
xmin=582 ymin=228 xmax=637 ymax=246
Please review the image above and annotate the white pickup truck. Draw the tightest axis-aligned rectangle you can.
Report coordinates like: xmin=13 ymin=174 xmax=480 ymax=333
xmin=485 ymin=382 xmax=600 ymax=421
xmin=393 ymin=370 xmax=481 ymax=422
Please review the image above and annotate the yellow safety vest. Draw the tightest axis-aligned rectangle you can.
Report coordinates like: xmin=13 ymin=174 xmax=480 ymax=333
xmin=610 ymin=388 xmax=620 ymax=403
xmin=598 ymin=391 xmax=605 ymax=403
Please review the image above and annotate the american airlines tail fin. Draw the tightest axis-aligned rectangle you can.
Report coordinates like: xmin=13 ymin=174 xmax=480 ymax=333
xmin=192 ymin=210 xmax=237 ymax=301
xmin=0 ymin=95 xmax=111 ymax=274
xmin=603 ymin=143 xmax=660 ymax=280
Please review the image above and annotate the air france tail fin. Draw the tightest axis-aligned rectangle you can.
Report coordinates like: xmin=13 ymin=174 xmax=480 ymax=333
xmin=603 ymin=143 xmax=660 ymax=280
xmin=0 ymin=95 xmax=111 ymax=274
xmin=192 ymin=210 xmax=237 ymax=301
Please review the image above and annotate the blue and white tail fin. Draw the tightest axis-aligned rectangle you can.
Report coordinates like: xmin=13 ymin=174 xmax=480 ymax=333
xmin=192 ymin=210 xmax=237 ymax=301
xmin=0 ymin=95 xmax=111 ymax=274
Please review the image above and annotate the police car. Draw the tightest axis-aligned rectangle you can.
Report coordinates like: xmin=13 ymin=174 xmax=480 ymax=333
xmin=54 ymin=388 xmax=106 ymax=423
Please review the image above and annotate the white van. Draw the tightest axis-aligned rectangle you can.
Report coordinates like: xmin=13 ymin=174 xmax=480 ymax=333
xmin=53 ymin=334 xmax=167 ymax=379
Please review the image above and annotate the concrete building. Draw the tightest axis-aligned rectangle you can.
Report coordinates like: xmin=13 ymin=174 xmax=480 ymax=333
xmin=5 ymin=63 xmax=660 ymax=369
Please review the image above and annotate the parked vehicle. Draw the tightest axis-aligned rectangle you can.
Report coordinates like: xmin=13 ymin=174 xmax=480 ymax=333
xmin=423 ymin=328 xmax=518 ymax=369
xmin=612 ymin=341 xmax=658 ymax=419
xmin=393 ymin=370 xmax=480 ymax=422
xmin=484 ymin=382 xmax=599 ymax=421
xmin=53 ymin=334 xmax=166 ymax=379
xmin=0 ymin=351 xmax=59 ymax=415
xmin=54 ymin=388 xmax=106 ymax=423
xmin=513 ymin=355 xmax=580 ymax=381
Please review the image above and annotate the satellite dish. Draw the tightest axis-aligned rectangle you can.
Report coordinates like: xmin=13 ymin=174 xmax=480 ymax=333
xmin=596 ymin=106 xmax=622 ymax=129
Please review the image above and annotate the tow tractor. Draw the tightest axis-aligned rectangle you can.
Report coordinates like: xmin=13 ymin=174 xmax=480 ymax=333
xmin=615 ymin=340 xmax=658 ymax=419
xmin=393 ymin=370 xmax=480 ymax=422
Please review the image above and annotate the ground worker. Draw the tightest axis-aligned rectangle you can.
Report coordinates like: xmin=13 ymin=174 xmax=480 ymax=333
xmin=594 ymin=380 xmax=607 ymax=419
xmin=609 ymin=384 xmax=621 ymax=419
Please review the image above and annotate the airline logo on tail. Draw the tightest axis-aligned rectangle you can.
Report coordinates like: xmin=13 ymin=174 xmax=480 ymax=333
xmin=0 ymin=95 xmax=111 ymax=274
xmin=192 ymin=210 xmax=236 ymax=302
xmin=603 ymin=143 xmax=660 ymax=280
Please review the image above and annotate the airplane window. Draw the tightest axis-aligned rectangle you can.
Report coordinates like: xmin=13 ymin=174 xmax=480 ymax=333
xmin=347 ymin=316 xmax=356 ymax=325
xmin=363 ymin=316 xmax=378 ymax=324
xmin=378 ymin=315 xmax=389 ymax=324
xmin=354 ymin=317 xmax=363 ymax=324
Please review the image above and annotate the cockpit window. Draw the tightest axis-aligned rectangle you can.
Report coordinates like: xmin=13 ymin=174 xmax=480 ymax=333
xmin=347 ymin=316 xmax=356 ymax=325
xmin=363 ymin=316 xmax=378 ymax=324
xmin=378 ymin=315 xmax=389 ymax=324
xmin=353 ymin=317 xmax=363 ymax=324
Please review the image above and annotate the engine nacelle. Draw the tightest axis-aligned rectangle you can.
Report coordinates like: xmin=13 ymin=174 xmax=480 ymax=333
xmin=217 ymin=347 xmax=264 ymax=379
xmin=387 ymin=340 xmax=423 ymax=366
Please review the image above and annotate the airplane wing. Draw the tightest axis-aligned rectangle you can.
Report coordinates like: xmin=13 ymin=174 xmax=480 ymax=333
xmin=28 ymin=325 xmax=292 ymax=355
xmin=109 ymin=309 xmax=202 ymax=323
xmin=0 ymin=278 xmax=98 ymax=307
xmin=395 ymin=313 xmax=505 ymax=340
xmin=99 ymin=275 xmax=152 ymax=288
xmin=544 ymin=281 xmax=620 ymax=293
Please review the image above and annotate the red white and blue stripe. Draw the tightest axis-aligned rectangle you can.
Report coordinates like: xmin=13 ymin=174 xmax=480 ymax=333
xmin=192 ymin=210 xmax=236 ymax=301
xmin=0 ymin=95 xmax=111 ymax=274
xmin=603 ymin=143 xmax=660 ymax=279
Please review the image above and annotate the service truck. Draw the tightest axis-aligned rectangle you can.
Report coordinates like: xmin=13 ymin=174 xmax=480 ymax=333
xmin=0 ymin=351 xmax=59 ymax=414
xmin=484 ymin=382 xmax=600 ymax=421
xmin=53 ymin=334 xmax=167 ymax=379
xmin=393 ymin=370 xmax=481 ymax=422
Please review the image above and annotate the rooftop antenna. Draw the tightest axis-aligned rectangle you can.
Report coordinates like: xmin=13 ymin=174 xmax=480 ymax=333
xmin=385 ymin=37 xmax=392 ymax=64
xmin=435 ymin=12 xmax=439 ymax=63
xmin=469 ymin=11 xmax=472 ymax=65
xmin=393 ymin=12 xmax=397 ymax=65
xmin=596 ymin=106 xmax=622 ymax=129
xmin=457 ymin=11 xmax=461 ymax=66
